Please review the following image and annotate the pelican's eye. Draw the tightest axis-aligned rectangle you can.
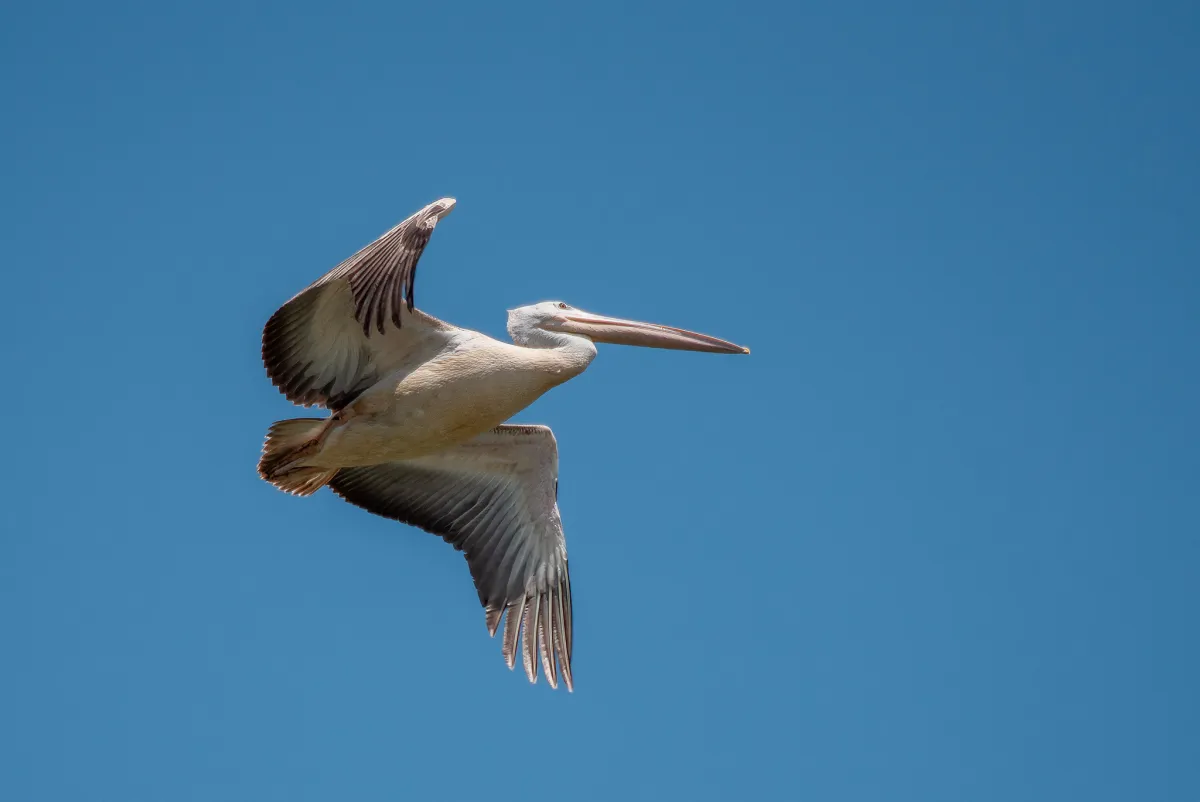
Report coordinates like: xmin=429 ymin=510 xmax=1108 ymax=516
xmin=557 ymin=302 xmax=570 ymax=310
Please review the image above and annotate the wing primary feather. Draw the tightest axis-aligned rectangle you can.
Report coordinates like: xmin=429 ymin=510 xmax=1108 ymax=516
xmin=373 ymin=263 xmax=388 ymax=335
xmin=350 ymin=258 xmax=385 ymax=331
xmin=406 ymin=253 xmax=420 ymax=312
xmin=502 ymin=597 xmax=525 ymax=670
xmin=493 ymin=531 xmax=534 ymax=602
xmin=522 ymin=594 xmax=540 ymax=684
xmin=377 ymin=240 xmax=407 ymax=334
xmin=485 ymin=606 xmax=503 ymax=638
xmin=539 ymin=592 xmax=558 ymax=689
xmin=390 ymin=251 xmax=408 ymax=328
xmin=360 ymin=258 xmax=390 ymax=336
xmin=404 ymin=226 xmax=430 ymax=312
xmin=562 ymin=568 xmax=573 ymax=660
xmin=554 ymin=582 xmax=573 ymax=692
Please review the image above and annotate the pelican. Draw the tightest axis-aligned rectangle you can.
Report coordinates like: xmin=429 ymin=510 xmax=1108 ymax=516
xmin=258 ymin=198 xmax=749 ymax=690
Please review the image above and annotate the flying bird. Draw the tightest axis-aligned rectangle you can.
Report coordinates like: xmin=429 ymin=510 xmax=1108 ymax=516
xmin=258 ymin=198 xmax=749 ymax=690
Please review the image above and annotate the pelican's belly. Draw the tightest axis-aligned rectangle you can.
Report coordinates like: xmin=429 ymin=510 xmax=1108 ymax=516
xmin=312 ymin=346 xmax=561 ymax=467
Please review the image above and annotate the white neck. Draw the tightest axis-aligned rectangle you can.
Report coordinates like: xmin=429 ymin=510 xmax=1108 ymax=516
xmin=508 ymin=326 xmax=598 ymax=377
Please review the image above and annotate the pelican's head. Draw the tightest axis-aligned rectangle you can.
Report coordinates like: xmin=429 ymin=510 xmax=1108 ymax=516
xmin=507 ymin=301 xmax=749 ymax=354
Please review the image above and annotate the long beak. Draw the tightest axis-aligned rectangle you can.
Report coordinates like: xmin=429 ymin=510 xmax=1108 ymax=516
xmin=553 ymin=311 xmax=750 ymax=354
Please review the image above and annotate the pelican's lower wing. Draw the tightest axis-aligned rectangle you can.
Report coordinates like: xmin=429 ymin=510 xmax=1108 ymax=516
xmin=329 ymin=425 xmax=574 ymax=690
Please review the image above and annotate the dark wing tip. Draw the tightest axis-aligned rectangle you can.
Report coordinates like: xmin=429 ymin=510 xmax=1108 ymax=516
xmin=333 ymin=200 xmax=447 ymax=336
xmin=500 ymin=573 xmax=573 ymax=691
xmin=486 ymin=606 xmax=503 ymax=638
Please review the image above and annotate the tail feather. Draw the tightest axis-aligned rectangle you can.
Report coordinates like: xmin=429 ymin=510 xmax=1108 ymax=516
xmin=258 ymin=418 xmax=336 ymax=496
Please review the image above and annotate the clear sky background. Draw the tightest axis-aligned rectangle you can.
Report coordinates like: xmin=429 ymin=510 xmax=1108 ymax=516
xmin=2 ymin=1 xmax=1197 ymax=800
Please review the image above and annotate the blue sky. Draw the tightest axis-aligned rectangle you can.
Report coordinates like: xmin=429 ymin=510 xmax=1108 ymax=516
xmin=2 ymin=1 xmax=1197 ymax=799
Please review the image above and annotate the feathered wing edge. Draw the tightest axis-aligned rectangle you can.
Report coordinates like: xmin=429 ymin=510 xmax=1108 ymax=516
xmin=488 ymin=569 xmax=573 ymax=691
xmin=260 ymin=198 xmax=456 ymax=410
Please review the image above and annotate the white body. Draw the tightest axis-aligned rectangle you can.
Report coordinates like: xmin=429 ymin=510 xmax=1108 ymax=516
xmin=312 ymin=332 xmax=595 ymax=467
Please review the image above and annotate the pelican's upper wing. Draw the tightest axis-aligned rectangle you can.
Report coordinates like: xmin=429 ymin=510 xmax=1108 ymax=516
xmin=261 ymin=198 xmax=457 ymax=410
xmin=329 ymin=425 xmax=574 ymax=690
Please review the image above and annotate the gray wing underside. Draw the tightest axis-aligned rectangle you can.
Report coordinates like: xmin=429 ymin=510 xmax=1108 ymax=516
xmin=261 ymin=199 xmax=456 ymax=411
xmin=329 ymin=425 xmax=575 ymax=691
